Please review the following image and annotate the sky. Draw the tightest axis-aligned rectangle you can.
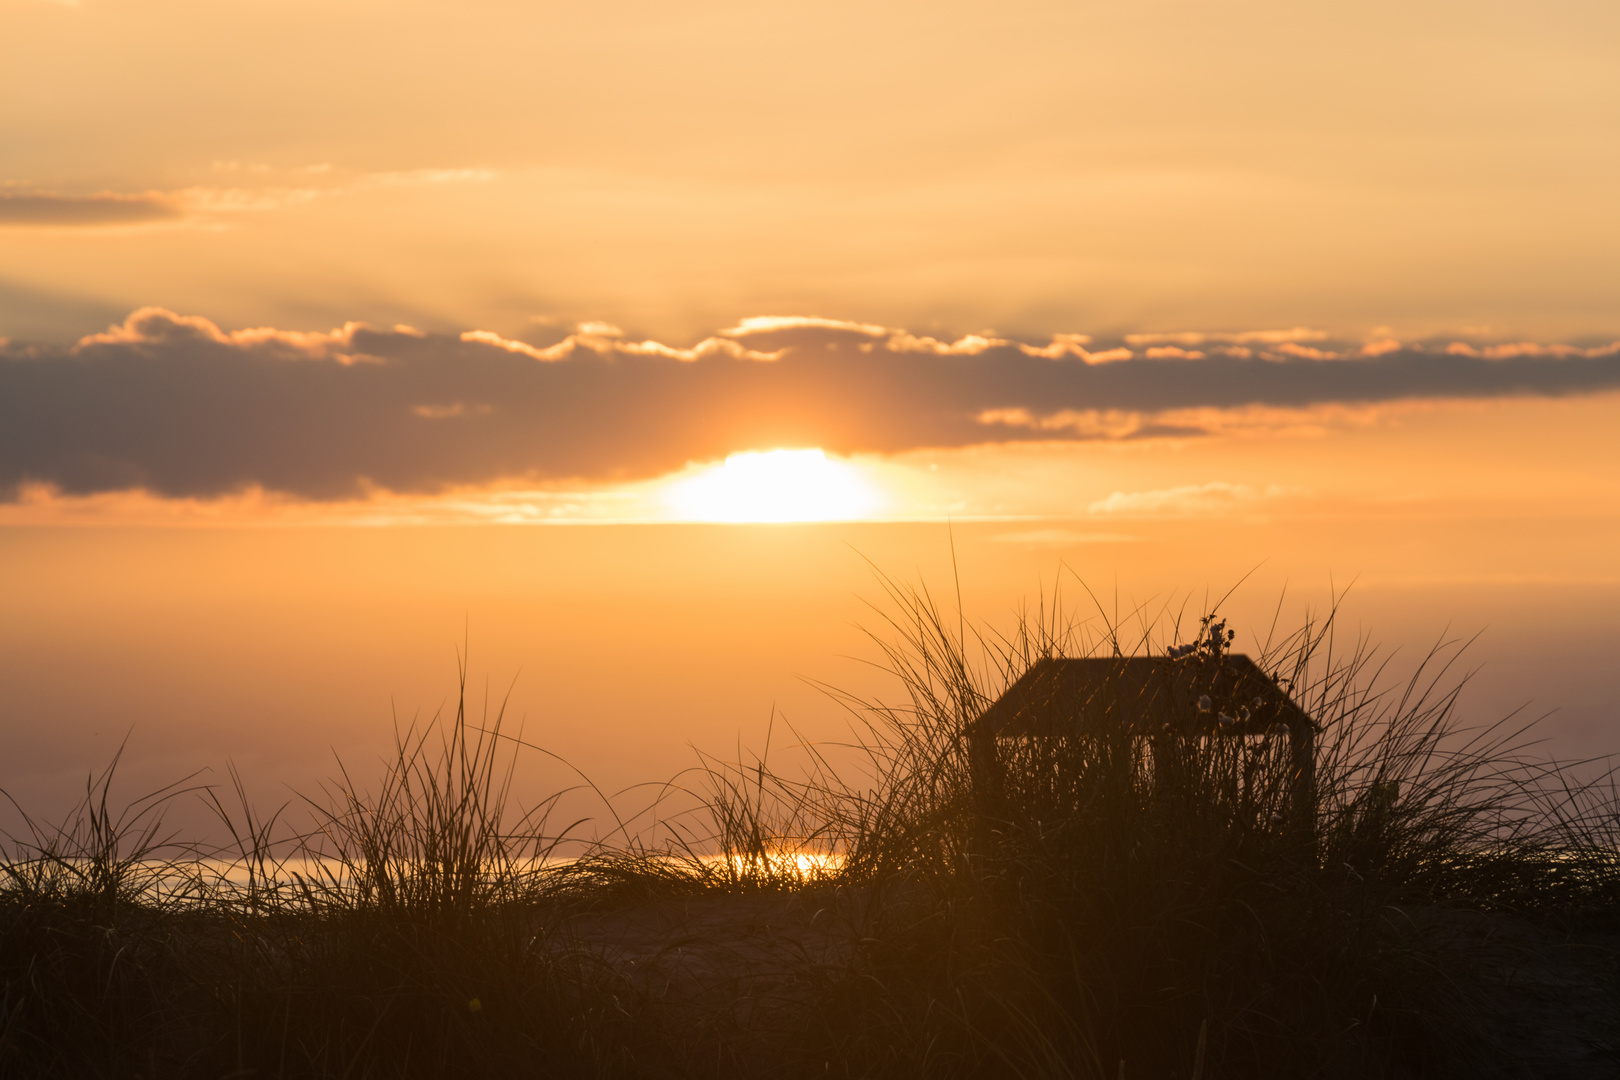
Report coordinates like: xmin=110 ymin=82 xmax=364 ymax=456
xmin=2 ymin=0 xmax=1618 ymax=838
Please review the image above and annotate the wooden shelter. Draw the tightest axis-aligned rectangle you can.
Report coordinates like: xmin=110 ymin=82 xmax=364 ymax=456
xmin=967 ymin=655 xmax=1317 ymax=845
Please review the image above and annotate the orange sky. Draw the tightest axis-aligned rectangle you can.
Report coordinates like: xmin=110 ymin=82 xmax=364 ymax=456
xmin=2 ymin=0 xmax=1618 ymax=838
xmin=5 ymin=0 xmax=1618 ymax=343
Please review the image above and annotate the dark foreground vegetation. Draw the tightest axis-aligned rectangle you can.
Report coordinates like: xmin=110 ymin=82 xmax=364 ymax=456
xmin=4 ymin=580 xmax=1618 ymax=1078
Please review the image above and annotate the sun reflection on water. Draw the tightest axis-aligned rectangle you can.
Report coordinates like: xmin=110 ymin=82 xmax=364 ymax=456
xmin=716 ymin=850 xmax=844 ymax=880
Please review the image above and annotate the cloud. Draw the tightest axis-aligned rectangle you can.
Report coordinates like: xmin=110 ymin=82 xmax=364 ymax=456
xmin=74 ymin=306 xmax=369 ymax=361
xmin=975 ymin=408 xmax=1193 ymax=440
xmin=1 ymin=168 xmax=493 ymax=229
xmin=4 ymin=308 xmax=1620 ymax=501
xmin=1086 ymin=482 xmax=1300 ymax=517
xmin=1124 ymin=328 xmax=1330 ymax=347
xmin=723 ymin=315 xmax=888 ymax=338
xmin=1149 ymin=402 xmax=1392 ymax=439
xmin=411 ymin=402 xmax=491 ymax=419
xmin=1443 ymin=341 xmax=1602 ymax=360
xmin=0 ymin=191 xmax=180 ymax=227
xmin=1017 ymin=333 xmax=1124 ymax=362
xmin=459 ymin=326 xmax=780 ymax=363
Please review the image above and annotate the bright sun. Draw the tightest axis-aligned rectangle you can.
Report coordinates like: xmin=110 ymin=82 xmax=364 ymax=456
xmin=665 ymin=448 xmax=884 ymax=523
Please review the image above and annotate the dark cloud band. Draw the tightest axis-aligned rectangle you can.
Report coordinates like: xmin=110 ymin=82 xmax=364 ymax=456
xmin=0 ymin=192 xmax=180 ymax=227
xmin=3 ymin=309 xmax=1618 ymax=500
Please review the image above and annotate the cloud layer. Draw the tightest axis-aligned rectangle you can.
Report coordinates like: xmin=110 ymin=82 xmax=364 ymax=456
xmin=0 ymin=170 xmax=495 ymax=230
xmin=0 ymin=191 xmax=179 ymax=227
xmin=4 ymin=309 xmax=1619 ymax=500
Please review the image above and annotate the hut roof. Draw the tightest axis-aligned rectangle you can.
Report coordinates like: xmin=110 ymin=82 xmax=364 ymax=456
xmin=970 ymin=655 xmax=1311 ymax=740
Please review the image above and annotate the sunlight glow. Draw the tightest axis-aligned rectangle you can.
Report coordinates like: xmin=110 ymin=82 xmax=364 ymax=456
xmin=720 ymin=850 xmax=843 ymax=881
xmin=664 ymin=449 xmax=884 ymax=522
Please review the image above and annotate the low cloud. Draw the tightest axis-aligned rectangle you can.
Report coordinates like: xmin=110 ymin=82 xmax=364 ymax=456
xmin=0 ymin=191 xmax=180 ymax=227
xmin=1124 ymin=328 xmax=1330 ymax=347
xmin=1 ymin=168 xmax=493 ymax=229
xmin=3 ymin=308 xmax=1620 ymax=501
xmin=721 ymin=315 xmax=888 ymax=337
xmin=1086 ymin=482 xmax=1300 ymax=517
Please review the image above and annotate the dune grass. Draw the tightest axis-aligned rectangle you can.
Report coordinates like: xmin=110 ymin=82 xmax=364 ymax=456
xmin=2 ymin=579 xmax=1617 ymax=1078
xmin=768 ymin=576 xmax=1620 ymax=1078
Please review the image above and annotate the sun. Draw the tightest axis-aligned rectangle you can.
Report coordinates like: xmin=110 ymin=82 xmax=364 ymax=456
xmin=664 ymin=448 xmax=884 ymax=523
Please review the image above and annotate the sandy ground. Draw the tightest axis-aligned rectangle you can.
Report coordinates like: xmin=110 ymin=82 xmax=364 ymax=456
xmin=558 ymin=889 xmax=861 ymax=1068
xmin=558 ymin=891 xmax=1620 ymax=1077
xmin=1421 ymin=911 xmax=1620 ymax=1080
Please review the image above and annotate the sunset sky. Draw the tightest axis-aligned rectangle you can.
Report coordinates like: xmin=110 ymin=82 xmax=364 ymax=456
xmin=2 ymin=0 xmax=1617 ymax=835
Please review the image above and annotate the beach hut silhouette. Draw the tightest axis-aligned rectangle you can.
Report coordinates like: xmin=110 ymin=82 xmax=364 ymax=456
xmin=966 ymin=651 xmax=1317 ymax=847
